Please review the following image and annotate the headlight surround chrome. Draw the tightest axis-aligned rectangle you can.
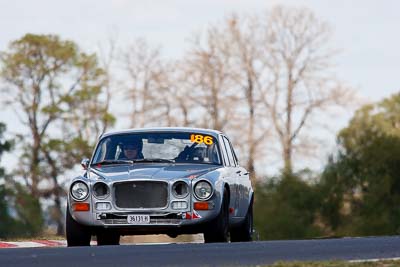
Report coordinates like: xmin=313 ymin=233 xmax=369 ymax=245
xmin=194 ymin=180 xmax=213 ymax=200
xmin=93 ymin=182 xmax=110 ymax=199
xmin=172 ymin=181 xmax=189 ymax=198
xmin=70 ymin=181 xmax=89 ymax=201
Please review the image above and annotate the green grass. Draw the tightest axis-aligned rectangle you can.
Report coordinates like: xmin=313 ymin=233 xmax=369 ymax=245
xmin=266 ymin=260 xmax=400 ymax=267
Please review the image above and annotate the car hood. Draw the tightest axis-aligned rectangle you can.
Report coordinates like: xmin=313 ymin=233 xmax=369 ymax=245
xmin=89 ymin=164 xmax=220 ymax=182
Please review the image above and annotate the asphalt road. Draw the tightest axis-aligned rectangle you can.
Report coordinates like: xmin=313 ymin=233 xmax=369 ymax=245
xmin=1 ymin=236 xmax=400 ymax=267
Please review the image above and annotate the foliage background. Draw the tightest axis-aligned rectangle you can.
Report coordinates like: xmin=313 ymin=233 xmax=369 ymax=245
xmin=0 ymin=5 xmax=399 ymax=240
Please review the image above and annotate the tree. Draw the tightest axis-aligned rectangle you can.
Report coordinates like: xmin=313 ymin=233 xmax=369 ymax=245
xmin=319 ymin=93 xmax=400 ymax=236
xmin=259 ymin=6 xmax=353 ymax=174
xmin=0 ymin=122 xmax=43 ymax=238
xmin=180 ymin=7 xmax=353 ymax=178
xmin=223 ymin=15 xmax=271 ymax=178
xmin=0 ymin=34 xmax=114 ymax=235
xmin=0 ymin=123 xmax=11 ymax=182
xmin=183 ymin=26 xmax=240 ymax=131
xmin=156 ymin=61 xmax=197 ymax=127
xmin=122 ymin=39 xmax=171 ymax=128
xmin=180 ymin=17 xmax=269 ymax=179
xmin=0 ymin=122 xmax=15 ymax=238
xmin=0 ymin=185 xmax=15 ymax=238
xmin=254 ymin=171 xmax=323 ymax=240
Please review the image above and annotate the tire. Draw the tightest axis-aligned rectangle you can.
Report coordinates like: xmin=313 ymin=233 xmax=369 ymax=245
xmin=66 ymin=205 xmax=91 ymax=247
xmin=204 ymin=190 xmax=229 ymax=243
xmin=230 ymin=199 xmax=253 ymax=242
xmin=96 ymin=231 xmax=120 ymax=246
xmin=167 ymin=233 xmax=178 ymax=238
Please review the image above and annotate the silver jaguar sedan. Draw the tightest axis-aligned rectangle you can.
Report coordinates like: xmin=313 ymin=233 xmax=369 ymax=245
xmin=66 ymin=127 xmax=254 ymax=246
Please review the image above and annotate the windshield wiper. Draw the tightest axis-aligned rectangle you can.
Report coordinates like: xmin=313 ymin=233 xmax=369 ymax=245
xmin=133 ymin=158 xmax=175 ymax=163
xmin=91 ymin=160 xmax=134 ymax=166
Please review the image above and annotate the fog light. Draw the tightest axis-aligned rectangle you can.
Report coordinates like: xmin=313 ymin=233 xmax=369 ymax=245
xmin=95 ymin=202 xmax=111 ymax=210
xmin=171 ymin=201 xmax=188 ymax=210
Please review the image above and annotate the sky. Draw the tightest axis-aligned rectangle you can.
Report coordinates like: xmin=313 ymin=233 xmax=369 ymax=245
xmin=0 ymin=0 xmax=399 ymax=172
xmin=1 ymin=0 xmax=399 ymax=101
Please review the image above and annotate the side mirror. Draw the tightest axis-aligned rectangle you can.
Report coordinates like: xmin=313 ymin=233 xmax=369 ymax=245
xmin=81 ymin=158 xmax=90 ymax=170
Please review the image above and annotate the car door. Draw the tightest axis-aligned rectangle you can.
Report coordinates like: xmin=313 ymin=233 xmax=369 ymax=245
xmin=225 ymin=137 xmax=251 ymax=218
xmin=220 ymin=135 xmax=240 ymax=217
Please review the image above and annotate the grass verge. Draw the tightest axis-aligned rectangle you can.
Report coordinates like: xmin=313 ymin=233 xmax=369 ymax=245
xmin=266 ymin=260 xmax=400 ymax=267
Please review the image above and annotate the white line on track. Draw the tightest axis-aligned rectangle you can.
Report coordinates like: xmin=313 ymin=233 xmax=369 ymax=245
xmin=349 ymin=257 xmax=400 ymax=263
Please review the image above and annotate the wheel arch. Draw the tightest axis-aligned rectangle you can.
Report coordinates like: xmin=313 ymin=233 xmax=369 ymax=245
xmin=224 ymin=183 xmax=230 ymax=203
xmin=215 ymin=182 xmax=230 ymax=214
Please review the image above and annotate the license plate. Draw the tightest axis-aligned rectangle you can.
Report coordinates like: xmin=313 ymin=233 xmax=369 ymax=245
xmin=127 ymin=214 xmax=150 ymax=224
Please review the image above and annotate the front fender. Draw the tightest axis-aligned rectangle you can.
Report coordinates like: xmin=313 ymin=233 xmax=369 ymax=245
xmin=68 ymin=175 xmax=96 ymax=226
xmin=191 ymin=175 xmax=228 ymax=221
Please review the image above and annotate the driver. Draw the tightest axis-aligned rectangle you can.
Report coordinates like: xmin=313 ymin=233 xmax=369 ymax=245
xmin=120 ymin=139 xmax=143 ymax=160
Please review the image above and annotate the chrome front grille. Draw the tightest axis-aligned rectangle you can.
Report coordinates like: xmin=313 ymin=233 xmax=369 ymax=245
xmin=114 ymin=181 xmax=168 ymax=209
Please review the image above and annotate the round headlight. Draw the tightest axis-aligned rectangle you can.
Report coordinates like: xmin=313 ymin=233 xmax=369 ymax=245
xmin=172 ymin=181 xmax=189 ymax=198
xmin=93 ymin=182 xmax=110 ymax=199
xmin=70 ymin=181 xmax=89 ymax=201
xmin=194 ymin=180 xmax=213 ymax=200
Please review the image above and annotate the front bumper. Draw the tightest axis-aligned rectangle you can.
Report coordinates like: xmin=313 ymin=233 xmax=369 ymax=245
xmin=69 ymin=198 xmax=221 ymax=234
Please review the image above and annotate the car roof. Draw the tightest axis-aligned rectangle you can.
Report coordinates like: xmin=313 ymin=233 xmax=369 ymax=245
xmin=101 ymin=127 xmax=224 ymax=139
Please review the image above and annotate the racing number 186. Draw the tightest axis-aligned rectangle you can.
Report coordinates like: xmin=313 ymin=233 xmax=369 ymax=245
xmin=190 ymin=134 xmax=213 ymax=145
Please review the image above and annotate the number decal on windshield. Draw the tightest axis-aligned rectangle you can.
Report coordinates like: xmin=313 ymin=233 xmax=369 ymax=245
xmin=190 ymin=134 xmax=213 ymax=145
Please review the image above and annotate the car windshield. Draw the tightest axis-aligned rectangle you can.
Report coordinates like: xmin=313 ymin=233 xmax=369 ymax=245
xmin=91 ymin=132 xmax=222 ymax=165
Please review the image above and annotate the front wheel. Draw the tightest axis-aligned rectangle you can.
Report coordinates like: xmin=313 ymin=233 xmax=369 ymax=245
xmin=230 ymin=199 xmax=253 ymax=242
xmin=204 ymin=190 xmax=229 ymax=243
xmin=66 ymin=205 xmax=91 ymax=247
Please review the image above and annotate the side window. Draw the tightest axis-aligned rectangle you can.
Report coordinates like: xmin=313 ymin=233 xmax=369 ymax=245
xmin=207 ymin=143 xmax=221 ymax=164
xmin=219 ymin=136 xmax=230 ymax=166
xmin=93 ymin=138 xmax=110 ymax=162
xmin=223 ymin=137 xmax=235 ymax=167
xmin=227 ymin=139 xmax=239 ymax=166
